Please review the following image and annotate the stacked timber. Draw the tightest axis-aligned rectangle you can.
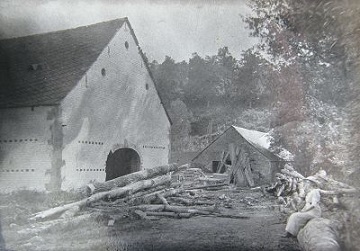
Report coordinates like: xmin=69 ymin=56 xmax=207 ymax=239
xmin=172 ymin=168 xmax=206 ymax=188
xmin=265 ymin=164 xmax=304 ymax=199
xmin=266 ymin=165 xmax=359 ymax=251
xmin=29 ymin=163 xmax=241 ymax=224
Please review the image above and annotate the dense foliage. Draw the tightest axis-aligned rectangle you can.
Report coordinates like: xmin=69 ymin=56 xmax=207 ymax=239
xmin=150 ymin=1 xmax=360 ymax=190
xmin=150 ymin=48 xmax=275 ymax=152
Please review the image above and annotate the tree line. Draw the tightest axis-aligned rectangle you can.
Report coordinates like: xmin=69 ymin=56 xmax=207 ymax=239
xmin=149 ymin=0 xmax=360 ymax=187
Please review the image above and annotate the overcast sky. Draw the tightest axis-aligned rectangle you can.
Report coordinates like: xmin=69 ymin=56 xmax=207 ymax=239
xmin=0 ymin=0 xmax=258 ymax=62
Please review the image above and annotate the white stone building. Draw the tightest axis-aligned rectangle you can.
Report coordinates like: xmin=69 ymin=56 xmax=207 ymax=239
xmin=0 ymin=18 xmax=171 ymax=192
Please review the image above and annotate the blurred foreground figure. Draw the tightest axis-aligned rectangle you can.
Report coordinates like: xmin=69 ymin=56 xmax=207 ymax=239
xmin=285 ymin=179 xmax=321 ymax=236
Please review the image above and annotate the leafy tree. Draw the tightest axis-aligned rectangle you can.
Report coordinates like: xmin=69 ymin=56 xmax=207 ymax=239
xmin=244 ymin=0 xmax=360 ymax=181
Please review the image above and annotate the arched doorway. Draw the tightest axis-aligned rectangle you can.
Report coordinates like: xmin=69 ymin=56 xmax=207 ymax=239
xmin=105 ymin=148 xmax=141 ymax=181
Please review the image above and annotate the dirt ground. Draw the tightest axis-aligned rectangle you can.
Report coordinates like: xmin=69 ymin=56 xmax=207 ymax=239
xmin=1 ymin=188 xmax=301 ymax=251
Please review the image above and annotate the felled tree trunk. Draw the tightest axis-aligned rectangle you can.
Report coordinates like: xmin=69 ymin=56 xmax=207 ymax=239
xmin=145 ymin=212 xmax=192 ymax=218
xmin=167 ymin=197 xmax=215 ymax=206
xmin=297 ymin=218 xmax=341 ymax=251
xmin=85 ymin=163 xmax=186 ymax=195
xmin=133 ymin=204 xmax=215 ymax=215
xmin=319 ymin=188 xmax=358 ymax=195
xmin=32 ymin=175 xmax=171 ymax=221
xmin=127 ymin=188 xmax=184 ymax=205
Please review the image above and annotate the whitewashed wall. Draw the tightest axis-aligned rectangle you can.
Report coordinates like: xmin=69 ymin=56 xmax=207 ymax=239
xmin=60 ymin=23 xmax=171 ymax=190
xmin=0 ymin=106 xmax=56 ymax=192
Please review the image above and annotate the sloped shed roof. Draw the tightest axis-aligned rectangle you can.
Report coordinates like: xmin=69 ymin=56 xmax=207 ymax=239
xmin=0 ymin=19 xmax=126 ymax=108
xmin=193 ymin=125 xmax=287 ymax=162
xmin=0 ymin=18 xmax=172 ymax=124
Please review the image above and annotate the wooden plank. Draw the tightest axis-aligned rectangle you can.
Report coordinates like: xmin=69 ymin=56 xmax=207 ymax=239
xmin=228 ymin=143 xmax=236 ymax=184
xmin=243 ymin=151 xmax=255 ymax=187
xmin=216 ymin=151 xmax=228 ymax=173
xmin=229 ymin=143 xmax=236 ymax=165
xmin=233 ymin=149 xmax=247 ymax=186
xmin=244 ymin=166 xmax=255 ymax=187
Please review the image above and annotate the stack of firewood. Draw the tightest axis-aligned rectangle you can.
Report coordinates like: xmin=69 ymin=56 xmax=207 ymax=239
xmin=265 ymin=165 xmax=359 ymax=251
xmin=265 ymin=164 xmax=305 ymax=198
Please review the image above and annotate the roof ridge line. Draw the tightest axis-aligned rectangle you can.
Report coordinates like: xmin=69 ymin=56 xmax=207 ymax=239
xmin=0 ymin=18 xmax=127 ymax=42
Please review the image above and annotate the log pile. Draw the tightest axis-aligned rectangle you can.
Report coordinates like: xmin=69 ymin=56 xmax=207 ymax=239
xmin=266 ymin=165 xmax=359 ymax=251
xmin=265 ymin=164 xmax=304 ymax=199
xmin=171 ymin=167 xmax=207 ymax=188
xmin=30 ymin=163 xmax=236 ymax=224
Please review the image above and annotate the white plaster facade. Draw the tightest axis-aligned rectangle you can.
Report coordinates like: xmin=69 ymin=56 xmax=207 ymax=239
xmin=0 ymin=19 xmax=171 ymax=192
xmin=60 ymin=22 xmax=170 ymax=190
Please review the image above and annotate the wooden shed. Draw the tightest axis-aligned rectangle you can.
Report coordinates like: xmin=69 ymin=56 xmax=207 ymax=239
xmin=0 ymin=18 xmax=171 ymax=192
xmin=192 ymin=126 xmax=287 ymax=187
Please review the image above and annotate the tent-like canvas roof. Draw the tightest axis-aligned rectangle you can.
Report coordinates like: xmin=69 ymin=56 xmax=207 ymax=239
xmin=193 ymin=125 xmax=292 ymax=162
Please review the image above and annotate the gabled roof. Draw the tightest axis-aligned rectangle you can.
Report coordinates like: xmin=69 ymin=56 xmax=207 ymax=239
xmin=0 ymin=18 xmax=172 ymax=124
xmin=0 ymin=18 xmax=126 ymax=108
xmin=232 ymin=126 xmax=279 ymax=161
xmin=193 ymin=125 xmax=287 ymax=162
xmin=232 ymin=125 xmax=271 ymax=153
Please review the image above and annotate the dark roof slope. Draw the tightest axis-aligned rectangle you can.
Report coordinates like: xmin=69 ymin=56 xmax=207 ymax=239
xmin=0 ymin=19 xmax=126 ymax=108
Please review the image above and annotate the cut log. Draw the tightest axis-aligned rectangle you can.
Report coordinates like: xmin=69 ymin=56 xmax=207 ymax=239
xmin=87 ymin=175 xmax=171 ymax=203
xmin=164 ymin=205 xmax=212 ymax=215
xmin=275 ymin=173 xmax=289 ymax=180
xmin=32 ymin=175 xmax=171 ymax=221
xmin=114 ymin=185 xmax=168 ymax=204
xmin=280 ymin=169 xmax=305 ymax=179
xmin=319 ymin=188 xmax=358 ymax=195
xmin=84 ymin=163 xmax=187 ymax=195
xmin=297 ymin=218 xmax=341 ymax=251
xmin=145 ymin=211 xmax=192 ymax=218
xmin=131 ymin=204 xmax=214 ymax=215
xmin=130 ymin=205 xmax=166 ymax=212
xmin=157 ymin=193 xmax=169 ymax=205
xmin=18 ymin=214 xmax=92 ymax=237
xmin=167 ymin=197 xmax=215 ymax=206
xmin=127 ymin=188 xmax=184 ymax=205
xmin=185 ymin=183 xmax=228 ymax=191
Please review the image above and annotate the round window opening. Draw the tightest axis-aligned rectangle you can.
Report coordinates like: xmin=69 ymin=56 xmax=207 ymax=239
xmin=125 ymin=41 xmax=129 ymax=50
xmin=101 ymin=68 xmax=106 ymax=76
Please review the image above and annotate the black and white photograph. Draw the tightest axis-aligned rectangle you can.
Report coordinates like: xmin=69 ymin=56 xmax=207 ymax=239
xmin=0 ymin=0 xmax=359 ymax=250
